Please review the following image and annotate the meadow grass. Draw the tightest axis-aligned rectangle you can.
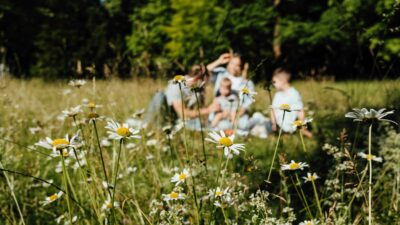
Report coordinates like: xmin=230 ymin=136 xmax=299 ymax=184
xmin=0 ymin=77 xmax=399 ymax=224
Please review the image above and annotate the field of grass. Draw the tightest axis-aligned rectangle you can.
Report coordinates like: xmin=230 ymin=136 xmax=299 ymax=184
xmin=0 ymin=77 xmax=399 ymax=224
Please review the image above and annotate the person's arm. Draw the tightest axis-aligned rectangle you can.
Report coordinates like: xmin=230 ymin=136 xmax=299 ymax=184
xmin=171 ymin=101 xmax=197 ymax=119
xmin=270 ymin=109 xmax=277 ymax=131
xmin=206 ymin=53 xmax=231 ymax=72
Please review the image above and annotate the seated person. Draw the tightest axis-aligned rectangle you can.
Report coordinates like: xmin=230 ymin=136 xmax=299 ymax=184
xmin=206 ymin=77 xmax=239 ymax=129
xmin=144 ymin=65 xmax=212 ymax=130
xmin=206 ymin=52 xmax=255 ymax=131
xmin=270 ymin=68 xmax=312 ymax=137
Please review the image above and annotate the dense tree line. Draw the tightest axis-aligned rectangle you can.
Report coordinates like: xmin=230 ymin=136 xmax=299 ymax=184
xmin=0 ymin=0 xmax=399 ymax=80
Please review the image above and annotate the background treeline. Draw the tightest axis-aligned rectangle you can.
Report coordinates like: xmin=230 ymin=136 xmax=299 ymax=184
xmin=0 ymin=0 xmax=399 ymax=81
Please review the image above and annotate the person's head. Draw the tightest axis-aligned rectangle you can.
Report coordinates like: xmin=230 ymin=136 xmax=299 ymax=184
xmin=272 ymin=68 xmax=291 ymax=91
xmin=219 ymin=77 xmax=232 ymax=97
xmin=226 ymin=53 xmax=244 ymax=77
xmin=186 ymin=64 xmax=208 ymax=87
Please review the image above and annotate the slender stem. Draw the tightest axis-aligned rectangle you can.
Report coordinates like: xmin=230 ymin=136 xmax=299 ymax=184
xmin=290 ymin=175 xmax=313 ymax=219
xmin=311 ymin=179 xmax=323 ymax=219
xmin=112 ymin=139 xmax=124 ymax=224
xmin=178 ymin=83 xmax=189 ymax=164
xmin=346 ymin=165 xmax=368 ymax=218
xmin=194 ymin=91 xmax=208 ymax=173
xmin=0 ymin=161 xmax=26 ymax=225
xmin=295 ymin=173 xmax=313 ymax=220
xmin=267 ymin=111 xmax=286 ymax=183
xmin=299 ymin=130 xmax=307 ymax=152
xmin=368 ymin=124 xmax=372 ymax=225
xmin=92 ymin=120 xmax=112 ymax=197
xmin=60 ymin=151 xmax=73 ymax=224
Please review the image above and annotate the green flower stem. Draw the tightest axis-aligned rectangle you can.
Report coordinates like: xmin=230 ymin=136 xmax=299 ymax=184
xmin=0 ymin=161 xmax=26 ymax=225
xmin=311 ymin=179 xmax=323 ymax=219
xmin=368 ymin=124 xmax=373 ymax=225
xmin=111 ymin=139 xmax=124 ymax=224
xmin=92 ymin=120 xmax=112 ymax=198
xmin=178 ymin=83 xmax=190 ymax=164
xmin=194 ymin=91 xmax=208 ymax=173
xmin=295 ymin=173 xmax=313 ymax=220
xmin=60 ymin=152 xmax=73 ymax=225
xmin=346 ymin=165 xmax=368 ymax=220
xmin=299 ymin=130 xmax=307 ymax=153
xmin=267 ymin=111 xmax=286 ymax=183
xmin=290 ymin=175 xmax=313 ymax=219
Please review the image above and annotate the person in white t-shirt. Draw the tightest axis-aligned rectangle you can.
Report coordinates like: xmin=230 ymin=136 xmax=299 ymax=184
xmin=271 ymin=68 xmax=312 ymax=137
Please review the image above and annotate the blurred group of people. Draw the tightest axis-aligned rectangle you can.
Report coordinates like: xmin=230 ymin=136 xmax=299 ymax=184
xmin=144 ymin=52 xmax=312 ymax=138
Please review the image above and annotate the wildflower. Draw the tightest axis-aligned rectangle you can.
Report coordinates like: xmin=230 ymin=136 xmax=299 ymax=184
xmin=36 ymin=133 xmax=79 ymax=152
xmin=279 ymin=103 xmax=292 ymax=112
xmin=87 ymin=112 xmax=102 ymax=122
xmin=101 ymin=197 xmax=119 ymax=212
xmin=62 ymin=106 xmax=82 ymax=118
xmin=208 ymin=187 xmax=232 ymax=207
xmin=163 ymin=191 xmax=185 ymax=202
xmin=29 ymin=126 xmax=42 ymax=134
xmin=281 ymin=160 xmax=309 ymax=171
xmin=345 ymin=108 xmax=397 ymax=125
xmin=299 ymin=219 xmax=319 ymax=225
xmin=358 ymin=152 xmax=383 ymax=162
xmin=303 ymin=172 xmax=320 ymax=183
xmin=85 ymin=101 xmax=103 ymax=110
xmin=172 ymin=75 xmax=186 ymax=85
xmin=105 ymin=120 xmax=141 ymax=140
xmin=171 ymin=168 xmax=190 ymax=186
xmin=55 ymin=214 xmax=77 ymax=224
xmin=292 ymin=118 xmax=313 ymax=129
xmin=42 ymin=191 xmax=63 ymax=205
xmin=206 ymin=130 xmax=245 ymax=158
xmin=68 ymin=79 xmax=86 ymax=88
xmin=240 ymin=86 xmax=257 ymax=102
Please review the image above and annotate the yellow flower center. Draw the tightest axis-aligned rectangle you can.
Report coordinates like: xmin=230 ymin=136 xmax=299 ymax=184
xmin=117 ymin=127 xmax=130 ymax=137
xmin=306 ymin=222 xmax=312 ymax=225
xmin=49 ymin=194 xmax=58 ymax=201
xmin=169 ymin=192 xmax=179 ymax=199
xmin=88 ymin=102 xmax=96 ymax=108
xmin=107 ymin=202 xmax=113 ymax=209
xmin=241 ymin=87 xmax=249 ymax=94
xmin=309 ymin=175 xmax=316 ymax=181
xmin=366 ymin=154 xmax=375 ymax=160
xmin=179 ymin=173 xmax=187 ymax=181
xmin=280 ymin=104 xmax=291 ymax=111
xmin=215 ymin=191 xmax=222 ymax=197
xmin=173 ymin=75 xmax=185 ymax=82
xmin=52 ymin=139 xmax=69 ymax=149
xmin=218 ymin=137 xmax=233 ymax=147
xmin=293 ymin=120 xmax=304 ymax=127
xmin=290 ymin=162 xmax=300 ymax=170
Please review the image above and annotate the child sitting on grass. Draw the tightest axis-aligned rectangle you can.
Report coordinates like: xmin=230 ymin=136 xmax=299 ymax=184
xmin=271 ymin=68 xmax=312 ymax=137
xmin=207 ymin=77 xmax=239 ymax=129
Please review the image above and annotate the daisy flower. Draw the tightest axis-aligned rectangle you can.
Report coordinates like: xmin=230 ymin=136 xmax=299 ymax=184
xmin=68 ymin=79 xmax=86 ymax=88
xmin=172 ymin=75 xmax=186 ymax=85
xmin=101 ymin=196 xmax=119 ymax=212
xmin=84 ymin=101 xmax=103 ymax=110
xmin=303 ymin=172 xmax=320 ymax=183
xmin=205 ymin=130 xmax=245 ymax=158
xmin=105 ymin=120 xmax=141 ymax=140
xmin=358 ymin=152 xmax=383 ymax=162
xmin=42 ymin=191 xmax=63 ymax=206
xmin=62 ymin=106 xmax=82 ymax=118
xmin=163 ymin=191 xmax=186 ymax=202
xmin=281 ymin=160 xmax=309 ymax=171
xmin=279 ymin=103 xmax=292 ymax=112
xmin=299 ymin=219 xmax=319 ymax=225
xmin=171 ymin=168 xmax=190 ymax=186
xmin=36 ymin=133 xmax=79 ymax=152
xmin=345 ymin=108 xmax=397 ymax=125
xmin=240 ymin=86 xmax=257 ymax=102
xmin=292 ymin=118 xmax=313 ymax=129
